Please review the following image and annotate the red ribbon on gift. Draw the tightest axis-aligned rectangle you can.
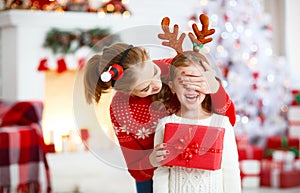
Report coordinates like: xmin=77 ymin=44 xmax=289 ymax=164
xmin=180 ymin=142 xmax=200 ymax=165
xmin=240 ymin=171 xmax=259 ymax=180
xmin=289 ymin=121 xmax=300 ymax=126
xmin=265 ymin=136 xmax=299 ymax=158
xmin=290 ymin=90 xmax=300 ymax=106
xmin=172 ymin=136 xmax=222 ymax=166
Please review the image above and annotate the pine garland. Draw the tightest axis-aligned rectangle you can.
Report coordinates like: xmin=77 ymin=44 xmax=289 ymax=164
xmin=43 ymin=28 xmax=119 ymax=54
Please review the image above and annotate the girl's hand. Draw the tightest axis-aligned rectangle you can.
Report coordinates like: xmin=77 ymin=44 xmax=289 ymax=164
xmin=179 ymin=61 xmax=220 ymax=94
xmin=149 ymin=143 xmax=169 ymax=167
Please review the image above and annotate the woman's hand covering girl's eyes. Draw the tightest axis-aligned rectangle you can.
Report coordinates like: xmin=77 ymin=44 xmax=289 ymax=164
xmin=178 ymin=61 xmax=220 ymax=94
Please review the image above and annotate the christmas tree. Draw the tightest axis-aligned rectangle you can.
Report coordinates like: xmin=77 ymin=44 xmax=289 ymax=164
xmin=188 ymin=0 xmax=291 ymax=146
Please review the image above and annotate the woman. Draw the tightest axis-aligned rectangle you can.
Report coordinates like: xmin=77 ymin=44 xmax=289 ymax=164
xmin=83 ymin=42 xmax=235 ymax=193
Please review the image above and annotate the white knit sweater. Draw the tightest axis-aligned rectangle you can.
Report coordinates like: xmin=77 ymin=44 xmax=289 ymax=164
xmin=153 ymin=113 xmax=241 ymax=193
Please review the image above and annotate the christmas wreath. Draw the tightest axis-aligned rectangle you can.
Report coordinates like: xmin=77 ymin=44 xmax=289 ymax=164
xmin=43 ymin=28 xmax=118 ymax=54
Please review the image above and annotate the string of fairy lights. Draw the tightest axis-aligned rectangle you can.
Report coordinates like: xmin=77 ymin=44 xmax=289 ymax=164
xmin=0 ymin=0 xmax=131 ymax=16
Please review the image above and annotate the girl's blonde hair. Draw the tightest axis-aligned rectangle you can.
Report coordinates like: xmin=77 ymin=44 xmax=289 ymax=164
xmin=83 ymin=43 xmax=149 ymax=104
xmin=169 ymin=51 xmax=212 ymax=113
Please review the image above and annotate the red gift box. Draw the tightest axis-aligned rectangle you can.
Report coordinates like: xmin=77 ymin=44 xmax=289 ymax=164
xmin=236 ymin=135 xmax=250 ymax=149
xmin=290 ymin=90 xmax=300 ymax=106
xmin=265 ymin=136 xmax=299 ymax=158
xmin=260 ymin=169 xmax=300 ymax=188
xmin=261 ymin=159 xmax=300 ymax=188
xmin=261 ymin=159 xmax=284 ymax=171
xmin=240 ymin=160 xmax=261 ymax=188
xmin=238 ymin=145 xmax=264 ymax=161
xmin=163 ymin=123 xmax=225 ymax=170
xmin=288 ymin=106 xmax=300 ymax=137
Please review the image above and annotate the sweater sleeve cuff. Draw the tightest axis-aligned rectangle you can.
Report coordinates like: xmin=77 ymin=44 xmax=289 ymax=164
xmin=210 ymin=82 xmax=231 ymax=114
xmin=139 ymin=151 xmax=155 ymax=171
xmin=137 ymin=152 xmax=155 ymax=179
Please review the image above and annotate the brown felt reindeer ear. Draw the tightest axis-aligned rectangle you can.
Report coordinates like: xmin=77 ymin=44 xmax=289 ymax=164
xmin=188 ymin=14 xmax=215 ymax=52
xmin=158 ymin=17 xmax=186 ymax=54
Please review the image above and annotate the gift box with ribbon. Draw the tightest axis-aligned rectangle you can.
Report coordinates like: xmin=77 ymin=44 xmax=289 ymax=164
xmin=288 ymin=90 xmax=300 ymax=137
xmin=260 ymin=158 xmax=300 ymax=188
xmin=163 ymin=123 xmax=225 ymax=170
xmin=260 ymin=169 xmax=300 ymax=188
xmin=236 ymin=135 xmax=250 ymax=149
xmin=238 ymin=145 xmax=264 ymax=161
xmin=265 ymin=136 xmax=299 ymax=158
xmin=290 ymin=90 xmax=300 ymax=106
xmin=261 ymin=159 xmax=284 ymax=171
xmin=272 ymin=150 xmax=295 ymax=171
xmin=288 ymin=124 xmax=300 ymax=138
xmin=288 ymin=106 xmax=300 ymax=138
xmin=240 ymin=160 xmax=261 ymax=188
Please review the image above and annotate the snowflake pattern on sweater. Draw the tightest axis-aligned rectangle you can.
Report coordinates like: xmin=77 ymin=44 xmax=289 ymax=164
xmin=110 ymin=92 xmax=170 ymax=181
xmin=111 ymin=93 xmax=167 ymax=140
xmin=110 ymin=58 xmax=174 ymax=140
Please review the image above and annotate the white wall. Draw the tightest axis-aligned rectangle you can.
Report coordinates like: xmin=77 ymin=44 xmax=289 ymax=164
xmin=285 ymin=0 xmax=300 ymax=89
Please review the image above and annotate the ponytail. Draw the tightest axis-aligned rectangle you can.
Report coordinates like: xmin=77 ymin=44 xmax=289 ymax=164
xmin=83 ymin=55 xmax=111 ymax=104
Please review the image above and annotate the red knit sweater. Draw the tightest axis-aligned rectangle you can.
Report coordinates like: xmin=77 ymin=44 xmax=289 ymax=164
xmin=109 ymin=59 xmax=236 ymax=182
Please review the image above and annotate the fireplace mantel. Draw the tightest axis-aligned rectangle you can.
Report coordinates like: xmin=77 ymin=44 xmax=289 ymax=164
xmin=0 ymin=9 xmax=134 ymax=29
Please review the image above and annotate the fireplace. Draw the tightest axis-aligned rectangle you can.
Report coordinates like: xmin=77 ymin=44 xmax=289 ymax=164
xmin=43 ymin=70 xmax=115 ymax=152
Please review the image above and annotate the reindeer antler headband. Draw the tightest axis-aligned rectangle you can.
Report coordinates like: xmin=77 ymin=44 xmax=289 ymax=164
xmin=158 ymin=13 xmax=215 ymax=52
xmin=158 ymin=17 xmax=186 ymax=53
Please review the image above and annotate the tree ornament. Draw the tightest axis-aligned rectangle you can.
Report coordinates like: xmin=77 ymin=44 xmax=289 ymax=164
xmin=252 ymin=72 xmax=259 ymax=79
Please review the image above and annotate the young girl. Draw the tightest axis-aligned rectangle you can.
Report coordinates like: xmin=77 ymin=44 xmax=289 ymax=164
xmin=83 ymin=43 xmax=236 ymax=193
xmin=153 ymin=51 xmax=241 ymax=193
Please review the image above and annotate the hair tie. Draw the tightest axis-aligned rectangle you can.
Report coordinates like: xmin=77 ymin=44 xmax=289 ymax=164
xmin=100 ymin=45 xmax=133 ymax=84
xmin=100 ymin=64 xmax=124 ymax=82
xmin=119 ymin=45 xmax=133 ymax=66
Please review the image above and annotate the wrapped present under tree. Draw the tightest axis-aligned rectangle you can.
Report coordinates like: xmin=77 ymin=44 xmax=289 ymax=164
xmin=288 ymin=90 xmax=300 ymax=137
xmin=265 ymin=136 xmax=299 ymax=158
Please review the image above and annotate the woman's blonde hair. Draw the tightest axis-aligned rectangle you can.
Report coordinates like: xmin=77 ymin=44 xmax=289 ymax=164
xmin=169 ymin=51 xmax=212 ymax=113
xmin=83 ymin=43 xmax=149 ymax=104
